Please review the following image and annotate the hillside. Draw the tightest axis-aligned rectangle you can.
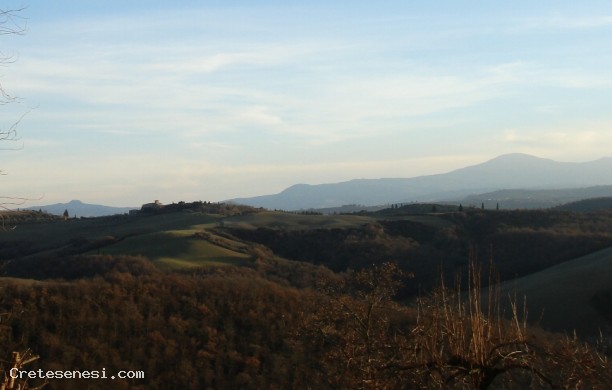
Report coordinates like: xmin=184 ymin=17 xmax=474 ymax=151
xmin=228 ymin=154 xmax=612 ymax=210
xmin=1 ymin=206 xmax=611 ymax=388
xmin=224 ymin=208 xmax=612 ymax=309
xmin=495 ymin=246 xmax=612 ymax=337
xmin=554 ymin=196 xmax=612 ymax=212
xmin=5 ymin=206 xmax=612 ymax=323
xmin=0 ymin=202 xmax=259 ymax=273
xmin=459 ymin=185 xmax=612 ymax=210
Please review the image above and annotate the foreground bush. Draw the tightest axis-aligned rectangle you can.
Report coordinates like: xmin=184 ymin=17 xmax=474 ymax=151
xmin=301 ymin=261 xmax=611 ymax=389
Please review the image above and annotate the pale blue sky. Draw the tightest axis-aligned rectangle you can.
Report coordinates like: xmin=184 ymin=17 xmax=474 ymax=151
xmin=2 ymin=1 xmax=612 ymax=206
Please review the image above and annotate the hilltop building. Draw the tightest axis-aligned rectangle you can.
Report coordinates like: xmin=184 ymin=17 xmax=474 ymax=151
xmin=142 ymin=200 xmax=163 ymax=212
xmin=128 ymin=200 xmax=165 ymax=215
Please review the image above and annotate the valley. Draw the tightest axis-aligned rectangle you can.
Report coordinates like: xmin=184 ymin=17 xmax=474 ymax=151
xmin=0 ymin=201 xmax=611 ymax=388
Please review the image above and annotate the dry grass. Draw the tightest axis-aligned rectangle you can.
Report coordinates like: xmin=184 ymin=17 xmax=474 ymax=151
xmin=410 ymin=260 xmax=542 ymax=389
xmin=406 ymin=256 xmax=612 ymax=389
xmin=301 ymin=255 xmax=612 ymax=388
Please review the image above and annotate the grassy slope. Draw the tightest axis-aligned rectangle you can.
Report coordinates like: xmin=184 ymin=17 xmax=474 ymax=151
xmin=0 ymin=212 xmax=252 ymax=269
xmin=1 ymin=212 xmax=216 ymax=248
xmin=223 ymin=210 xmax=454 ymax=230
xmin=496 ymin=246 xmax=612 ymax=337
xmin=1 ymin=211 xmax=382 ymax=270
xmin=222 ymin=211 xmax=377 ymax=230
xmin=3 ymin=209 xmax=612 ymax=338
xmin=101 ymin=231 xmax=251 ymax=269
xmin=96 ymin=211 xmax=386 ymax=268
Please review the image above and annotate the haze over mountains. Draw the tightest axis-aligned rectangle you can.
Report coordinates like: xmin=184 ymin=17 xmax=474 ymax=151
xmin=27 ymin=200 xmax=136 ymax=218
xmin=229 ymin=153 xmax=612 ymax=210
xmin=25 ymin=154 xmax=612 ymax=216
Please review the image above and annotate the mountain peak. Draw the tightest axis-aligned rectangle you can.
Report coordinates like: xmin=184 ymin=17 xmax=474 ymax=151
xmin=494 ymin=152 xmax=539 ymax=159
xmin=228 ymin=154 xmax=612 ymax=210
xmin=487 ymin=153 xmax=552 ymax=164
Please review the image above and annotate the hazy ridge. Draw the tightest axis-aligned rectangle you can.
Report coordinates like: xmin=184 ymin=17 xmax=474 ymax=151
xmin=26 ymin=199 xmax=136 ymax=217
xmin=228 ymin=154 xmax=612 ymax=210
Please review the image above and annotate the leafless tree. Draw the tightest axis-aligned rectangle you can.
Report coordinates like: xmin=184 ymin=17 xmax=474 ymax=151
xmin=0 ymin=7 xmax=27 ymax=107
xmin=0 ymin=7 xmax=29 ymax=224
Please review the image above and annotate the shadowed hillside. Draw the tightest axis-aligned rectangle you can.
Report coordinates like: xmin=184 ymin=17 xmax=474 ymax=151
xmin=554 ymin=197 xmax=612 ymax=212
xmin=495 ymin=246 xmax=612 ymax=337
xmin=225 ymin=208 xmax=612 ymax=306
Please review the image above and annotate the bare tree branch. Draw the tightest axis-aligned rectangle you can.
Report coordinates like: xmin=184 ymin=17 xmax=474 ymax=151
xmin=1 ymin=7 xmax=30 ymax=225
xmin=0 ymin=8 xmax=28 ymax=36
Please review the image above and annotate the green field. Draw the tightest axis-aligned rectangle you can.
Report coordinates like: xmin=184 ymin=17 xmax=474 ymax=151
xmin=222 ymin=211 xmax=377 ymax=230
xmin=0 ymin=211 xmax=252 ymax=269
xmin=99 ymin=230 xmax=250 ymax=269
xmin=3 ymin=210 xmax=442 ymax=270
xmin=222 ymin=210 xmax=454 ymax=230
xmin=1 ymin=212 xmax=214 ymax=244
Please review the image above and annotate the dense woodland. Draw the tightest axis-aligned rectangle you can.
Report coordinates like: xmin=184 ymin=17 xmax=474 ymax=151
xmin=228 ymin=208 xmax=612 ymax=296
xmin=0 ymin=207 xmax=611 ymax=389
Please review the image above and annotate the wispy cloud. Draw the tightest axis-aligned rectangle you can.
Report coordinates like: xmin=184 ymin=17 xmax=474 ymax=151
xmin=503 ymin=124 xmax=612 ymax=161
xmin=514 ymin=15 xmax=612 ymax=32
xmin=4 ymin=2 xmax=612 ymax=205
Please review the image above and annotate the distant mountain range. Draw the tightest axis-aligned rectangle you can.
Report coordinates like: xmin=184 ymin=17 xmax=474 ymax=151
xmin=228 ymin=154 xmax=612 ymax=210
xmin=24 ymin=154 xmax=612 ymax=215
xmin=27 ymin=200 xmax=136 ymax=217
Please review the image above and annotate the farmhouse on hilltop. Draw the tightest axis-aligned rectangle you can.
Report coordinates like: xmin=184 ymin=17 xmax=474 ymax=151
xmin=141 ymin=200 xmax=164 ymax=212
xmin=130 ymin=200 xmax=164 ymax=215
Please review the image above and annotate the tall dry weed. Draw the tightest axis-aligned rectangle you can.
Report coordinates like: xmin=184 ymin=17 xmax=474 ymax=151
xmin=407 ymin=254 xmax=611 ymax=389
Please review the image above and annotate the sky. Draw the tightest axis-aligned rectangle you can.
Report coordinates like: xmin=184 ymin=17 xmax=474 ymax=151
xmin=1 ymin=1 xmax=612 ymax=207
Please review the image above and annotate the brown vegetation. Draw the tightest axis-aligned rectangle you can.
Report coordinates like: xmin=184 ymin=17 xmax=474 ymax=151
xmin=1 ymin=208 xmax=611 ymax=388
xmin=299 ymin=260 xmax=611 ymax=389
xmin=226 ymin=209 xmax=612 ymax=299
xmin=0 ymin=253 xmax=610 ymax=389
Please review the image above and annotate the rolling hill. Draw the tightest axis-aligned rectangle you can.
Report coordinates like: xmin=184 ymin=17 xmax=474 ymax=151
xmin=228 ymin=154 xmax=612 ymax=210
xmin=495 ymin=246 xmax=612 ymax=337
xmin=3 ymin=204 xmax=612 ymax=339
xmin=0 ymin=209 xmax=252 ymax=273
